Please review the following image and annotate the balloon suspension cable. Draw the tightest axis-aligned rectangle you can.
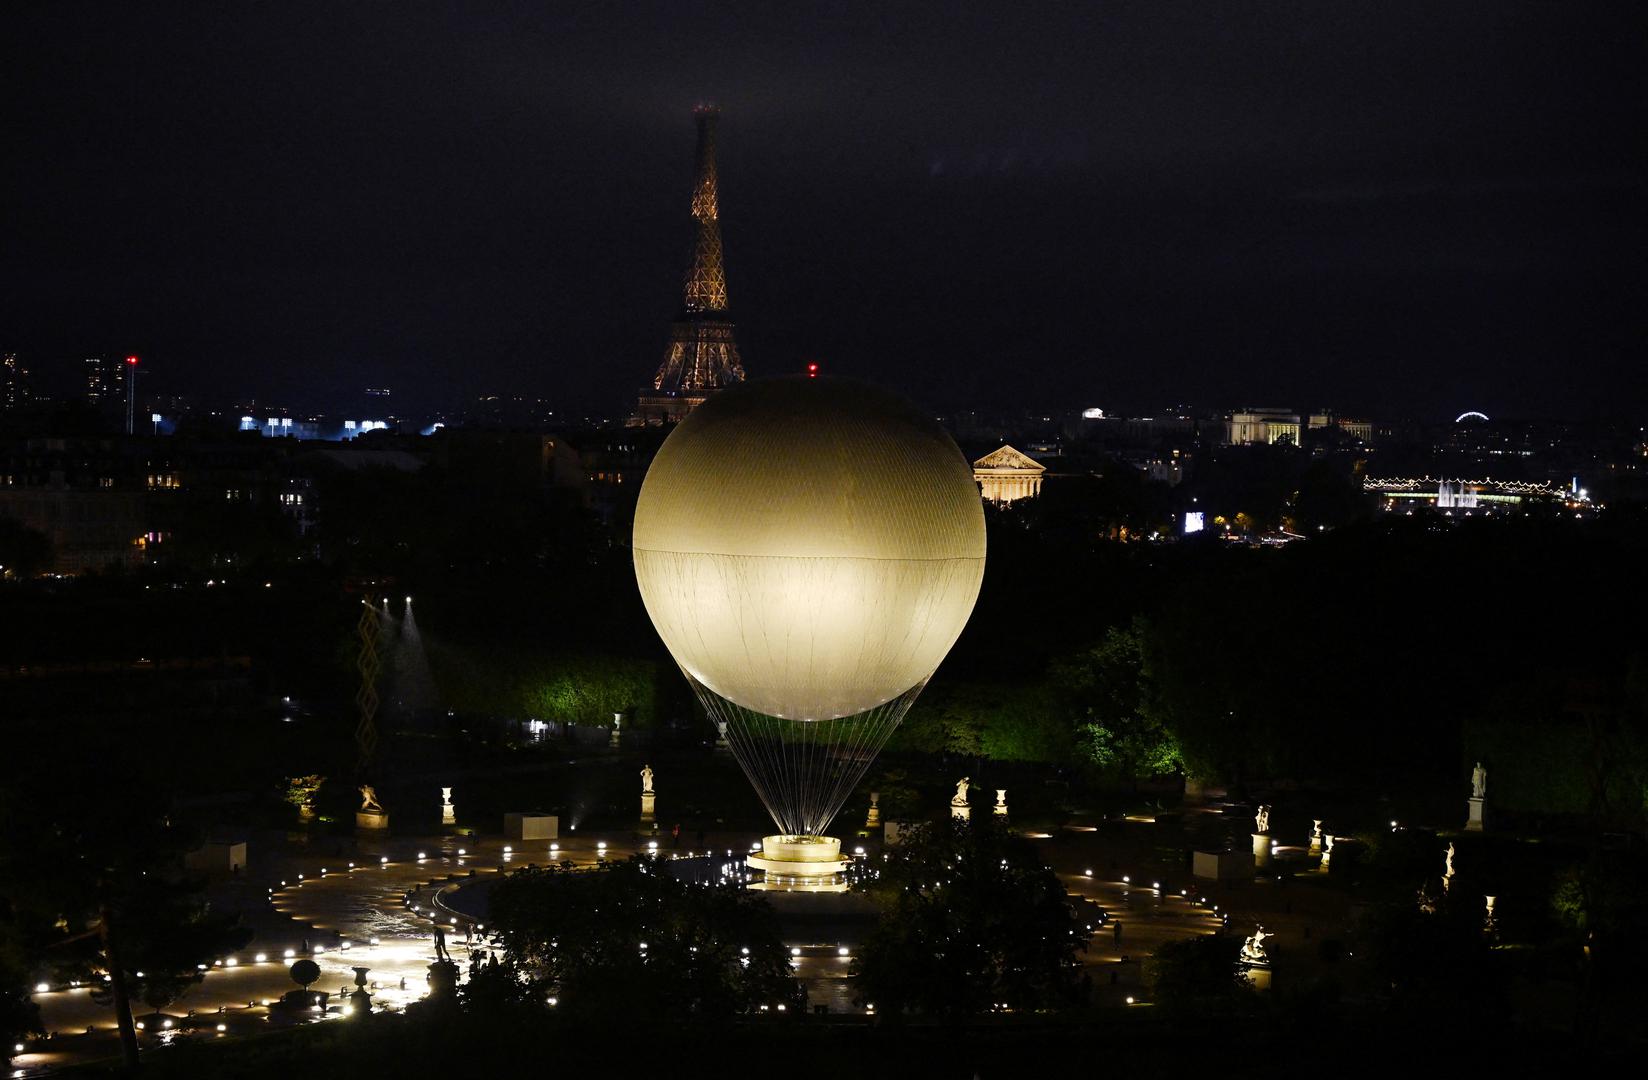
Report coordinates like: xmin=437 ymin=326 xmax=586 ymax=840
xmin=692 ymin=677 xmax=928 ymax=838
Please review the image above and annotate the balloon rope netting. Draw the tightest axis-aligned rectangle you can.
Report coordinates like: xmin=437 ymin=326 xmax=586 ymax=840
xmin=692 ymin=678 xmax=928 ymax=838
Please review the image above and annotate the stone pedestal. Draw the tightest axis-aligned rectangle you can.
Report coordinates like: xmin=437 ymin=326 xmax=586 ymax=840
xmin=865 ymin=803 xmax=881 ymax=830
xmin=1251 ymin=832 xmax=1272 ymax=867
xmin=426 ymin=960 xmax=459 ymax=1001
xmin=441 ymin=805 xmax=456 ymax=826
xmin=503 ymin=813 xmax=559 ymax=841
xmin=185 ymin=839 xmax=248 ymax=875
xmin=1242 ymin=965 xmax=1272 ymax=991
xmin=1465 ymin=797 xmax=1485 ymax=832
xmin=950 ymin=803 xmax=971 ymax=821
xmin=1193 ymin=849 xmax=1256 ymax=881
xmin=609 ymin=729 xmax=622 ymax=749
xmin=640 ymin=792 xmax=656 ymax=824
xmin=349 ymin=967 xmax=372 ymax=1016
xmin=355 ymin=810 xmax=389 ymax=832
xmin=714 ymin=721 xmax=730 ymax=750
xmin=994 ymin=789 xmax=1008 ymax=816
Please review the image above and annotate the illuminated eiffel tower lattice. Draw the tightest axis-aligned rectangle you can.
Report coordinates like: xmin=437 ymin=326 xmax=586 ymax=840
xmin=632 ymin=106 xmax=746 ymax=426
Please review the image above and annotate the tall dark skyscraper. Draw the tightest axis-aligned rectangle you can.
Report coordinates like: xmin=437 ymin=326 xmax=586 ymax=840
xmin=632 ymin=107 xmax=746 ymax=427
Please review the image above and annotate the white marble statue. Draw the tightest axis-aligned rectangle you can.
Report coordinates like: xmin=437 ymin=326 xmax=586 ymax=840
xmin=441 ymin=787 xmax=453 ymax=806
xmin=1254 ymin=805 xmax=1271 ymax=835
xmin=1471 ymin=762 xmax=1487 ymax=799
xmin=952 ymin=777 xmax=970 ymax=805
xmin=715 ymin=720 xmax=728 ymax=740
xmin=1240 ymin=928 xmax=1270 ymax=965
xmin=1311 ymin=819 xmax=1323 ymax=842
xmin=869 ymin=792 xmax=880 ymax=809
xmin=995 ymin=789 xmax=1007 ymax=808
xmin=640 ymin=764 xmax=654 ymax=795
xmin=359 ymin=785 xmax=383 ymax=813
xmin=1444 ymin=842 xmax=1455 ymax=878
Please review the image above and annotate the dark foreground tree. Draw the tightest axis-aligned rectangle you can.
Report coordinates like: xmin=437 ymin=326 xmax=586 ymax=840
xmin=1145 ymin=933 xmax=1251 ymax=1013
xmin=852 ymin=815 xmax=1088 ymax=1017
xmin=0 ymin=912 xmax=41 ymax=1071
xmin=0 ymin=763 xmax=250 ymax=1071
xmin=0 ymin=517 xmax=53 ymax=579
xmin=484 ymin=858 xmax=801 ymax=1020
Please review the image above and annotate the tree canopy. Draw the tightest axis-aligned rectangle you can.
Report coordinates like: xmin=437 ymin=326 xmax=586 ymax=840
xmin=851 ymin=816 xmax=1088 ymax=1017
xmin=483 ymin=858 xmax=801 ymax=1021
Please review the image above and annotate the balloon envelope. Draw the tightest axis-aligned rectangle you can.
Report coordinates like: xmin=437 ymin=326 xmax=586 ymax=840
xmin=633 ymin=376 xmax=986 ymax=721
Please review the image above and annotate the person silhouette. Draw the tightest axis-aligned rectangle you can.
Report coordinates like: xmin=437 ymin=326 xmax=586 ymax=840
xmin=433 ymin=924 xmax=450 ymax=962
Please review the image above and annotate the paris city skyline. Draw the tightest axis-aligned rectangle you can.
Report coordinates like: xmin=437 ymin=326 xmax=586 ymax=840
xmin=5 ymin=1 xmax=1642 ymax=421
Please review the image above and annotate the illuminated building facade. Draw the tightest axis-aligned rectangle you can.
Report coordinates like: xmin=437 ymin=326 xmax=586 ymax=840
xmin=972 ymin=444 xmax=1046 ymax=505
xmin=632 ymin=107 xmax=746 ymax=426
xmin=1228 ymin=408 xmax=1302 ymax=446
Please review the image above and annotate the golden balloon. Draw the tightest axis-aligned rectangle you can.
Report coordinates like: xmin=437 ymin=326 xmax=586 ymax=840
xmin=634 ymin=376 xmax=986 ymax=723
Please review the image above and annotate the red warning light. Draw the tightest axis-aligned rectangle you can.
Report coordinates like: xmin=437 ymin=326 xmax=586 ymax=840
xmin=125 ymin=355 xmax=140 ymax=365
xmin=806 ymin=362 xmax=819 ymax=378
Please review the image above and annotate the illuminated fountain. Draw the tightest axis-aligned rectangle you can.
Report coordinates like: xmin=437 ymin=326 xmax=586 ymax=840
xmin=633 ymin=376 xmax=986 ymax=891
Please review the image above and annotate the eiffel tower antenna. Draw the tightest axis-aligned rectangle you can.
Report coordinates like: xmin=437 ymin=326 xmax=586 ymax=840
xmin=632 ymin=106 xmax=746 ymax=426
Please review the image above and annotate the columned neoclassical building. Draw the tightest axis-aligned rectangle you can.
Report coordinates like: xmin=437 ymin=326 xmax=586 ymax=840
xmin=972 ymin=445 xmax=1045 ymax=506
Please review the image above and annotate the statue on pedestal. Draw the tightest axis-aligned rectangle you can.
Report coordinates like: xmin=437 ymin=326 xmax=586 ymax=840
xmin=640 ymin=764 xmax=655 ymax=795
xmin=1442 ymin=842 xmax=1456 ymax=887
xmin=1240 ymin=928 xmax=1270 ymax=965
xmin=994 ymin=789 xmax=1008 ymax=815
xmin=866 ymin=792 xmax=881 ymax=828
xmin=359 ymin=785 xmax=383 ymax=813
xmin=1311 ymin=820 xmax=1322 ymax=843
xmin=1471 ymin=762 xmax=1487 ymax=799
xmin=952 ymin=777 xmax=970 ymax=806
xmin=1254 ymin=805 xmax=1270 ymax=835
xmin=441 ymin=787 xmax=453 ymax=807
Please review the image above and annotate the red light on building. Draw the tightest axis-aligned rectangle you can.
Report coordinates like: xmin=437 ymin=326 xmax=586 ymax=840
xmin=806 ymin=362 xmax=819 ymax=378
xmin=125 ymin=355 xmax=140 ymax=365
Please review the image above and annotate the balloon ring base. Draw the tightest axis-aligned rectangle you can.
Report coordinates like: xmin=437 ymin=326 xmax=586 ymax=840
xmin=746 ymin=835 xmax=850 ymax=892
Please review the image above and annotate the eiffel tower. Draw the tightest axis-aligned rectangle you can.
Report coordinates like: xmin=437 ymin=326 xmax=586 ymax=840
xmin=632 ymin=106 xmax=746 ymax=426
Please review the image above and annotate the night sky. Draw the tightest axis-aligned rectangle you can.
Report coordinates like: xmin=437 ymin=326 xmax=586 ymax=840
xmin=5 ymin=2 xmax=1643 ymax=420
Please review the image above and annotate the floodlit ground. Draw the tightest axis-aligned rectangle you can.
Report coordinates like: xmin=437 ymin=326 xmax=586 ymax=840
xmin=16 ymin=810 xmax=1346 ymax=1074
